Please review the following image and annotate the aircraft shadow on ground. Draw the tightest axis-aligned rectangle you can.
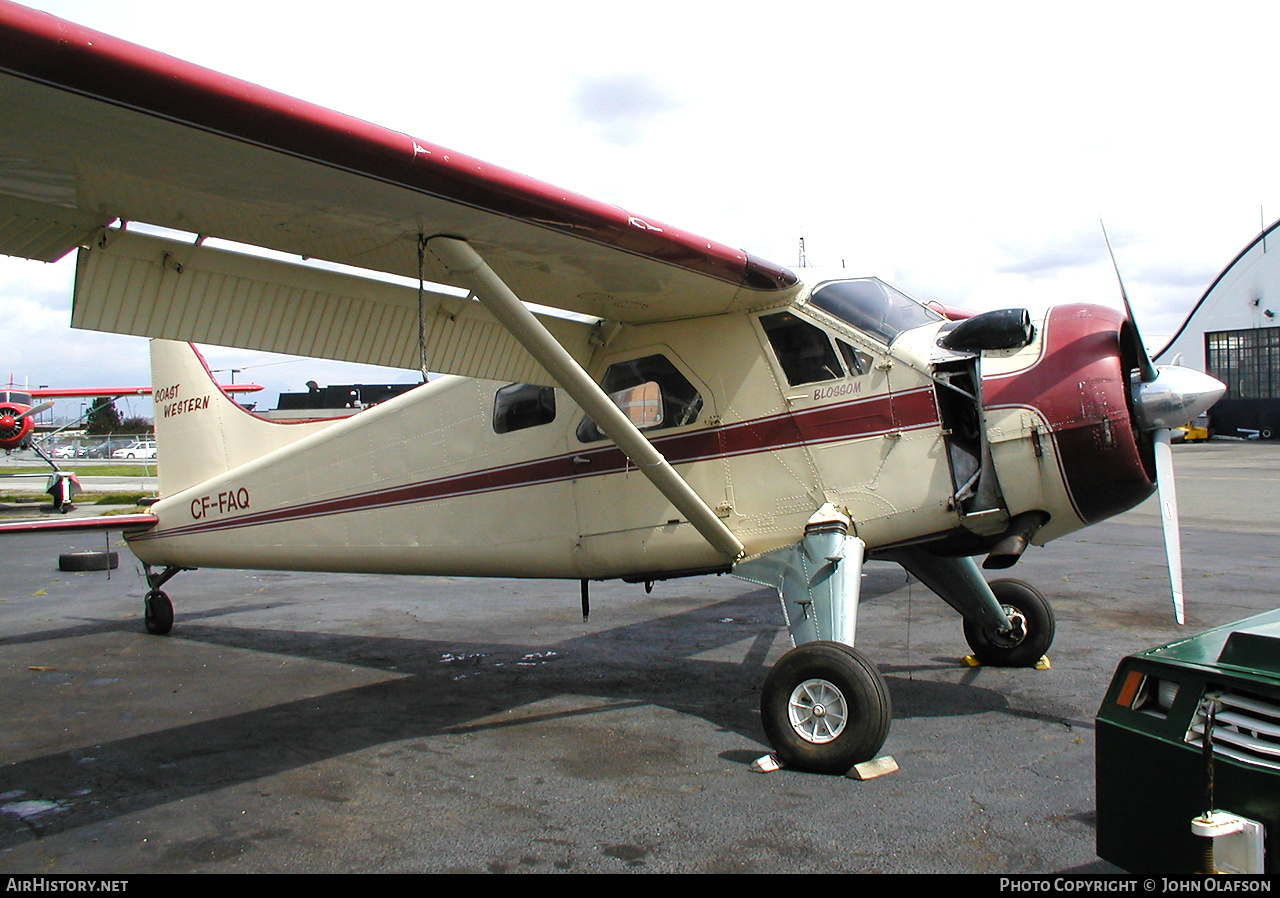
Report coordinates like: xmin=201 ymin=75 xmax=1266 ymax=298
xmin=0 ymin=583 xmax=1014 ymax=849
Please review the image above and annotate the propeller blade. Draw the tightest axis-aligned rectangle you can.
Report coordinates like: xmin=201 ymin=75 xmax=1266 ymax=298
xmin=1101 ymin=223 xmax=1224 ymax=624
xmin=1101 ymin=221 xmax=1158 ymax=383
xmin=1152 ymin=428 xmax=1185 ymax=625
xmin=17 ymin=401 xmax=54 ymax=420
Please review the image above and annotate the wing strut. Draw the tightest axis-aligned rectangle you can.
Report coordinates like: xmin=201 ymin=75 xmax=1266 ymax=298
xmin=426 ymin=236 xmax=745 ymax=562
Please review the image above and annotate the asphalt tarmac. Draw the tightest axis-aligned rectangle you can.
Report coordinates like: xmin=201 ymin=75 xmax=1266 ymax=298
xmin=1 ymin=441 xmax=1277 ymax=874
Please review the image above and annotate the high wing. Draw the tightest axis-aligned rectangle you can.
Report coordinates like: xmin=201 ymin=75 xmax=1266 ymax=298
xmin=0 ymin=2 xmax=798 ymax=382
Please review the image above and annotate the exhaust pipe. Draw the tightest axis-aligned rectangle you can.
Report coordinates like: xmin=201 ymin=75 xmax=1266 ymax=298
xmin=983 ymin=511 xmax=1049 ymax=570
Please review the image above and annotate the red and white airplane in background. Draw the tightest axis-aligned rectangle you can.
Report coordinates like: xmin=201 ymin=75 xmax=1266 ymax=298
xmin=0 ymin=3 xmax=1225 ymax=773
xmin=1 ymin=380 xmax=261 ymax=510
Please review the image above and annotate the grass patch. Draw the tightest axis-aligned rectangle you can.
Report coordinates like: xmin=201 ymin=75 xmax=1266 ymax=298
xmin=0 ymin=492 xmax=152 ymax=507
xmin=93 ymin=493 xmax=151 ymax=506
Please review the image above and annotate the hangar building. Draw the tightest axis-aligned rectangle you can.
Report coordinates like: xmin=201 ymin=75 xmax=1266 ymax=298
xmin=1155 ymin=218 xmax=1280 ymax=438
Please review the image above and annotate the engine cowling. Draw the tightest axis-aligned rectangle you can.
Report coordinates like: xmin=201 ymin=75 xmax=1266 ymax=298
xmin=0 ymin=403 xmax=34 ymax=450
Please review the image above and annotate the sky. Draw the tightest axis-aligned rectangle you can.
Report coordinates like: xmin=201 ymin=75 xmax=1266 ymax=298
xmin=4 ymin=0 xmax=1280 ymax=419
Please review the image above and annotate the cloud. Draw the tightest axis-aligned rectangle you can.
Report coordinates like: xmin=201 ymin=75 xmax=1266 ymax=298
xmin=571 ymin=74 xmax=679 ymax=146
xmin=994 ymin=226 xmax=1111 ymax=279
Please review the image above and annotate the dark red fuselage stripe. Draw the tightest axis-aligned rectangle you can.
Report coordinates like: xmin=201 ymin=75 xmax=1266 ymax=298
xmin=134 ymin=388 xmax=940 ymax=540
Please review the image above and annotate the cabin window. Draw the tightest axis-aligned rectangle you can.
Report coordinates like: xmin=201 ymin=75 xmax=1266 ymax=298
xmin=576 ymin=354 xmax=703 ymax=443
xmin=760 ymin=312 xmax=845 ymax=386
xmin=493 ymin=383 xmax=556 ymax=434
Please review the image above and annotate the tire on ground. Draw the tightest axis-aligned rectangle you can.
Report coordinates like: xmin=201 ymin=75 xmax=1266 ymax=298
xmin=58 ymin=550 xmax=120 ymax=572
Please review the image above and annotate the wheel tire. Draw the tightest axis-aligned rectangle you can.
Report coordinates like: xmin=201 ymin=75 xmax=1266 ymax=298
xmin=58 ymin=550 xmax=119 ymax=572
xmin=144 ymin=589 xmax=174 ymax=636
xmin=962 ymin=578 xmax=1054 ymax=667
xmin=761 ymin=641 xmax=892 ymax=774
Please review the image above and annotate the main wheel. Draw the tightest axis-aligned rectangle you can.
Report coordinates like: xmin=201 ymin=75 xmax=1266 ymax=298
xmin=144 ymin=589 xmax=173 ymax=636
xmin=962 ymin=578 xmax=1054 ymax=667
xmin=761 ymin=641 xmax=891 ymax=774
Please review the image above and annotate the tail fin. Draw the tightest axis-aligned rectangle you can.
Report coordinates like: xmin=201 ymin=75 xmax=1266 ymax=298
xmin=150 ymin=340 xmax=334 ymax=496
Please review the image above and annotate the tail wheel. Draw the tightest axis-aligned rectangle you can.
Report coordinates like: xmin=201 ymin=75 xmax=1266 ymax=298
xmin=144 ymin=589 xmax=173 ymax=636
xmin=962 ymin=578 xmax=1054 ymax=667
xmin=761 ymin=641 xmax=891 ymax=774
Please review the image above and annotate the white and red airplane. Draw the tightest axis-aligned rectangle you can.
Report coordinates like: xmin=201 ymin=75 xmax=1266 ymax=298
xmin=1 ymin=381 xmax=260 ymax=510
xmin=0 ymin=3 xmax=1225 ymax=773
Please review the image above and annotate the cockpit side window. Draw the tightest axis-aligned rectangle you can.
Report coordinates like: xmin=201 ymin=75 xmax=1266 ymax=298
xmin=576 ymin=353 xmax=703 ymax=443
xmin=760 ymin=312 xmax=845 ymax=386
xmin=837 ymin=340 xmax=873 ymax=376
xmin=493 ymin=383 xmax=556 ymax=434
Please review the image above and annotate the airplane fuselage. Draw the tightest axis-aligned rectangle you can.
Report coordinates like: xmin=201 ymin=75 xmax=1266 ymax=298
xmin=125 ymin=278 xmax=1153 ymax=584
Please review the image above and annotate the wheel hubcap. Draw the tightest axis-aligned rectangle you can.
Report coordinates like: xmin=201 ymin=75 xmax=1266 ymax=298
xmin=787 ymin=677 xmax=848 ymax=744
xmin=991 ymin=605 xmax=1028 ymax=648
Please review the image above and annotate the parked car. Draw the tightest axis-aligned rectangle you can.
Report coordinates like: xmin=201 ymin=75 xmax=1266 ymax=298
xmin=112 ymin=440 xmax=156 ymax=459
xmin=85 ymin=439 xmax=132 ymax=458
xmin=51 ymin=444 xmax=79 ymax=458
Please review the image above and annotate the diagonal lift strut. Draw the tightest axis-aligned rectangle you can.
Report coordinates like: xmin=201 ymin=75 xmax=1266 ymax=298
xmin=426 ymin=236 xmax=745 ymax=562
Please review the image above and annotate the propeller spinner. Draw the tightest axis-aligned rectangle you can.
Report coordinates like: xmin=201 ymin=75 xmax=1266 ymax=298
xmin=1104 ymin=226 xmax=1225 ymax=623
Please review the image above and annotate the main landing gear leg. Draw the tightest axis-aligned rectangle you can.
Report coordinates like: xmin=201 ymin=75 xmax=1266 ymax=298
xmin=735 ymin=505 xmax=892 ymax=774
xmin=141 ymin=564 xmax=188 ymax=636
xmin=882 ymin=548 xmax=1055 ymax=668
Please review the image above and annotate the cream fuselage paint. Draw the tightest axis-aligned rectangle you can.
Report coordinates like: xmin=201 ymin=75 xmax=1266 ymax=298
xmin=128 ymin=303 xmax=1084 ymax=581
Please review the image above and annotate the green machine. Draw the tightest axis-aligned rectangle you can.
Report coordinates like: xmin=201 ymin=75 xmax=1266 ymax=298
xmin=1096 ymin=609 xmax=1280 ymax=873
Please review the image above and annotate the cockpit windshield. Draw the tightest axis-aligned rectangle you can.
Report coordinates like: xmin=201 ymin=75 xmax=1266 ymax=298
xmin=808 ymin=278 xmax=941 ymax=345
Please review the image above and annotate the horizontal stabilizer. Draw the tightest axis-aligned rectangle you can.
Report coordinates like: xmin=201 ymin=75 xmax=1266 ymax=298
xmin=0 ymin=513 xmax=156 ymax=535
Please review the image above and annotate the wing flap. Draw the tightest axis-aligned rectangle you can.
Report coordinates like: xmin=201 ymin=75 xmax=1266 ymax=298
xmin=73 ymin=229 xmax=595 ymax=385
